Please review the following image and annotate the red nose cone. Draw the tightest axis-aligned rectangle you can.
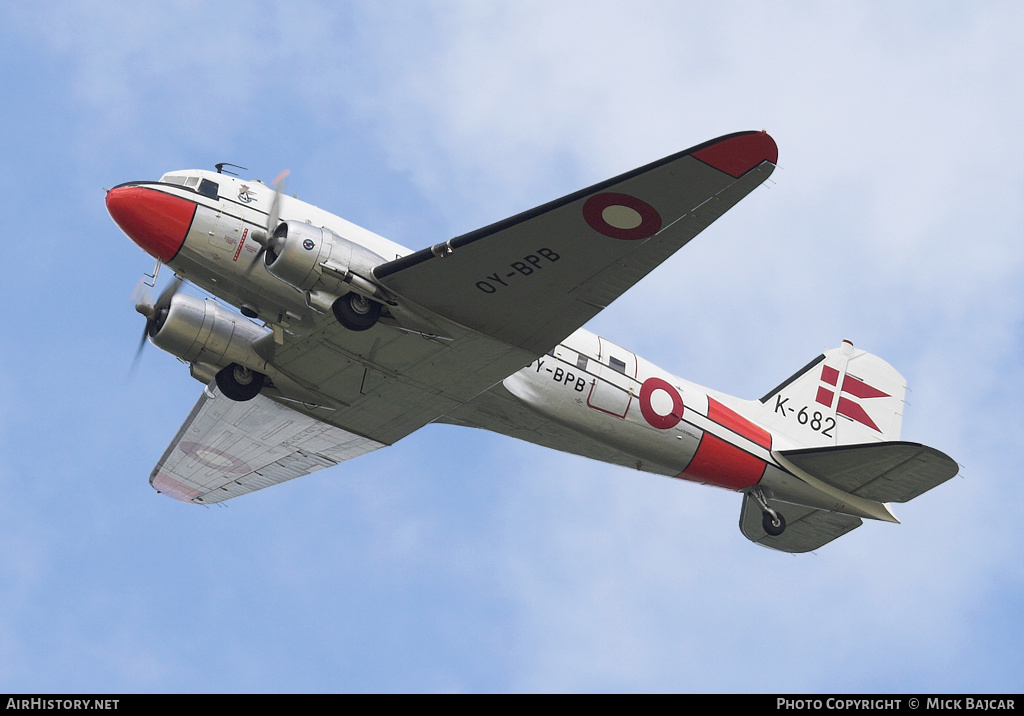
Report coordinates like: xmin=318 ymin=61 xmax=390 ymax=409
xmin=106 ymin=186 xmax=196 ymax=261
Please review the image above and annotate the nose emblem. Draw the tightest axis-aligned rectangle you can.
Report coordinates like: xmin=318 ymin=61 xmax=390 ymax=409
xmin=106 ymin=186 xmax=197 ymax=261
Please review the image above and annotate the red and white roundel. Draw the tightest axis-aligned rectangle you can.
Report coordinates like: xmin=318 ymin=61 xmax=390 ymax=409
xmin=179 ymin=441 xmax=251 ymax=475
xmin=583 ymin=192 xmax=662 ymax=240
xmin=639 ymin=377 xmax=684 ymax=430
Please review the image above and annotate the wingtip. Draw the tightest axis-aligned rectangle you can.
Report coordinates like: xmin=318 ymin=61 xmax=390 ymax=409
xmin=151 ymin=471 xmax=203 ymax=503
xmin=692 ymin=130 xmax=778 ymax=178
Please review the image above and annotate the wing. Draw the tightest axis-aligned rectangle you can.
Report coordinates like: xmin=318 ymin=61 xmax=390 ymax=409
xmin=739 ymin=494 xmax=863 ymax=553
xmin=149 ymin=383 xmax=385 ymax=504
xmin=373 ymin=131 xmax=777 ymax=355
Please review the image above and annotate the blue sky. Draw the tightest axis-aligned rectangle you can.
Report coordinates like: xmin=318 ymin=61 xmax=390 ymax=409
xmin=1 ymin=1 xmax=1022 ymax=693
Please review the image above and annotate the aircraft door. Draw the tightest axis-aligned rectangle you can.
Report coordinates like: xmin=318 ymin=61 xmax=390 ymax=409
xmin=586 ymin=337 xmax=637 ymax=418
xmin=208 ymin=207 xmax=244 ymax=257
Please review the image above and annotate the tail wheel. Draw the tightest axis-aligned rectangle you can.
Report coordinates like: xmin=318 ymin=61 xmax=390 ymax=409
xmin=332 ymin=292 xmax=381 ymax=331
xmin=762 ymin=510 xmax=786 ymax=537
xmin=215 ymin=363 xmax=264 ymax=402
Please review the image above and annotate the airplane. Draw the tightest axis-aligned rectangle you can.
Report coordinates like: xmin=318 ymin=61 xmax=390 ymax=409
xmin=105 ymin=130 xmax=958 ymax=553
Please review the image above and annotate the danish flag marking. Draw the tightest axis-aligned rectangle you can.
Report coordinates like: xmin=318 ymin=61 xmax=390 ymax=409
xmin=814 ymin=365 xmax=890 ymax=432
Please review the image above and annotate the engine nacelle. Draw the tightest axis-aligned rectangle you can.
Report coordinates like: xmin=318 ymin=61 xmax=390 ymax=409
xmin=150 ymin=293 xmax=269 ymax=369
xmin=264 ymin=220 xmax=385 ymax=294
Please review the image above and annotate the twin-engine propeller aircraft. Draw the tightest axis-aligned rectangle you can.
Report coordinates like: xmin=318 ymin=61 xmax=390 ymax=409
xmin=106 ymin=131 xmax=958 ymax=552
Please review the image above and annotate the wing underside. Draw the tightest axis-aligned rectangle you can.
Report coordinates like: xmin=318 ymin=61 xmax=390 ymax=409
xmin=373 ymin=131 xmax=777 ymax=357
xmin=150 ymin=384 xmax=385 ymax=504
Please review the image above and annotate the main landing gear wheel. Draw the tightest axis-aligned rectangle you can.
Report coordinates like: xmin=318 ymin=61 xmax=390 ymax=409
xmin=332 ymin=292 xmax=381 ymax=331
xmin=215 ymin=363 xmax=265 ymax=402
xmin=762 ymin=510 xmax=787 ymax=537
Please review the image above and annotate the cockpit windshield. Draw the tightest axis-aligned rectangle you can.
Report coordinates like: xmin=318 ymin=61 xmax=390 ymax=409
xmin=159 ymin=173 xmax=219 ymax=199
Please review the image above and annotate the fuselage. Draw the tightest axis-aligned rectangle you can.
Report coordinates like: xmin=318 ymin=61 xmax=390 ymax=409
xmin=107 ymin=168 xmax=895 ymax=523
xmin=499 ymin=329 xmax=895 ymax=521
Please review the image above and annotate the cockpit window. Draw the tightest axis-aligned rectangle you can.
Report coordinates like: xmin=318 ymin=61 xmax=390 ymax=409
xmin=158 ymin=174 xmax=220 ymax=199
xmin=198 ymin=178 xmax=219 ymax=199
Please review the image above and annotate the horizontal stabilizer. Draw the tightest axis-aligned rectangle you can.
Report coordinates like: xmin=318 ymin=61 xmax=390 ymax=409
xmin=778 ymin=441 xmax=959 ymax=503
xmin=739 ymin=494 xmax=862 ymax=553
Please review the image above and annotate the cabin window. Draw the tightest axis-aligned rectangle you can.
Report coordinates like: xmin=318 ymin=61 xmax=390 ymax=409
xmin=577 ymin=355 xmax=588 ymax=371
xmin=609 ymin=357 xmax=626 ymax=374
xmin=198 ymin=178 xmax=220 ymax=199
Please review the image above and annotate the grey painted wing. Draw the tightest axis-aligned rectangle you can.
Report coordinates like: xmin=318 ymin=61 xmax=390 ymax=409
xmin=374 ymin=131 xmax=777 ymax=355
xmin=149 ymin=383 xmax=385 ymax=504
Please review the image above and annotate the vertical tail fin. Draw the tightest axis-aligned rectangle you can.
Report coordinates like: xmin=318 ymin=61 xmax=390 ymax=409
xmin=756 ymin=340 xmax=906 ymax=448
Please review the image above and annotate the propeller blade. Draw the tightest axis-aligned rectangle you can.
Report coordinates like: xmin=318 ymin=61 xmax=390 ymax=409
xmin=265 ymin=169 xmax=290 ymax=237
xmin=246 ymin=169 xmax=290 ymax=277
xmin=130 ymin=324 xmax=148 ymax=375
xmin=154 ymin=275 xmax=183 ymax=313
xmin=129 ymin=275 xmax=146 ymax=305
xmin=130 ymin=275 xmax=183 ymax=374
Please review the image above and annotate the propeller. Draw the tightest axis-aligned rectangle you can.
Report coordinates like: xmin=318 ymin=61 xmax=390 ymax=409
xmin=246 ymin=169 xmax=290 ymax=275
xmin=131 ymin=276 xmax=183 ymax=373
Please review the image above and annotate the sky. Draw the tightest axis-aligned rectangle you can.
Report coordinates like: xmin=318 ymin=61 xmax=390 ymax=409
xmin=0 ymin=0 xmax=1022 ymax=694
